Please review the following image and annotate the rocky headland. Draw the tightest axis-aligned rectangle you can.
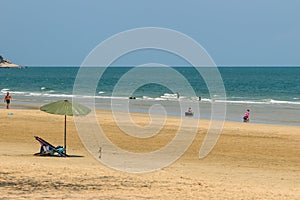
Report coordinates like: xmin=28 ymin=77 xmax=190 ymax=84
xmin=0 ymin=55 xmax=24 ymax=68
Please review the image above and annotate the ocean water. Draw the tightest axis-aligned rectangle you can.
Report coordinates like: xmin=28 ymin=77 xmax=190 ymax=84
xmin=1 ymin=67 xmax=299 ymax=125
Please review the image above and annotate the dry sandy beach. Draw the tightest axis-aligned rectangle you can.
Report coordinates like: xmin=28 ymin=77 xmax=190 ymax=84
xmin=0 ymin=107 xmax=299 ymax=199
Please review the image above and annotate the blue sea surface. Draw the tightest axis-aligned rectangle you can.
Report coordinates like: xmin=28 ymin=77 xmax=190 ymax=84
xmin=1 ymin=66 xmax=299 ymax=125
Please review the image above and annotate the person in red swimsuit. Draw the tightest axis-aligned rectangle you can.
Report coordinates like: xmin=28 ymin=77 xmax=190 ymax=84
xmin=243 ymin=109 xmax=250 ymax=122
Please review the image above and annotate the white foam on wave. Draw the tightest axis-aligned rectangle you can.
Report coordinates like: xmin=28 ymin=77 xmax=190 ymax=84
xmin=5 ymin=89 xmax=300 ymax=106
xmin=45 ymin=93 xmax=76 ymax=98
xmin=1 ymin=88 xmax=10 ymax=93
xmin=40 ymin=87 xmax=55 ymax=93
xmin=269 ymin=99 xmax=300 ymax=105
xmin=9 ymin=91 xmax=27 ymax=95
xmin=217 ymin=99 xmax=300 ymax=105
xmin=160 ymin=93 xmax=179 ymax=99
xmin=217 ymin=100 xmax=265 ymax=104
xmin=142 ymin=96 xmax=166 ymax=101
xmin=199 ymin=98 xmax=211 ymax=102
xmin=27 ymin=92 xmax=43 ymax=96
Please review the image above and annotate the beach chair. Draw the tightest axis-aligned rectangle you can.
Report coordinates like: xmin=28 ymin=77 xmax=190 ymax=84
xmin=34 ymin=136 xmax=68 ymax=157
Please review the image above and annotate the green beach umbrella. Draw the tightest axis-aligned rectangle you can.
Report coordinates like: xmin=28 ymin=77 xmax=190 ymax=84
xmin=40 ymin=100 xmax=91 ymax=153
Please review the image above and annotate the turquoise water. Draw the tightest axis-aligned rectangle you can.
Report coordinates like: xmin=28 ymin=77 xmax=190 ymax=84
xmin=1 ymin=67 xmax=300 ymax=125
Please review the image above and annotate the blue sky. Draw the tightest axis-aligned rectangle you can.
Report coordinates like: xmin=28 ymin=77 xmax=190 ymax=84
xmin=1 ymin=0 xmax=300 ymax=66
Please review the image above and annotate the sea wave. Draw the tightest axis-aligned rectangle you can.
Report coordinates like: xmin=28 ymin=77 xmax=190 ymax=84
xmin=160 ymin=93 xmax=178 ymax=99
xmin=269 ymin=99 xmax=300 ymax=105
xmin=1 ymin=88 xmax=10 ymax=93
xmin=2 ymin=89 xmax=300 ymax=106
xmin=40 ymin=87 xmax=55 ymax=93
xmin=217 ymin=99 xmax=300 ymax=105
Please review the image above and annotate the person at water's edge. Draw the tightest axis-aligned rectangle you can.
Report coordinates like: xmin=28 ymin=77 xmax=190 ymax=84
xmin=4 ymin=92 xmax=12 ymax=109
xmin=243 ymin=109 xmax=250 ymax=122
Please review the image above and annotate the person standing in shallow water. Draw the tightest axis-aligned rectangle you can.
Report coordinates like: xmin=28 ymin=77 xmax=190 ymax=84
xmin=4 ymin=92 xmax=12 ymax=109
xmin=243 ymin=109 xmax=250 ymax=122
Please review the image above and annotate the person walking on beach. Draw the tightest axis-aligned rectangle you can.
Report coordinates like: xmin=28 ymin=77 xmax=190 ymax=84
xmin=243 ymin=109 xmax=250 ymax=122
xmin=4 ymin=92 xmax=12 ymax=109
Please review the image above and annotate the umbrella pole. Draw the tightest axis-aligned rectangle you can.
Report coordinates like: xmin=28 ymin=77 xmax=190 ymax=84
xmin=64 ymin=115 xmax=66 ymax=153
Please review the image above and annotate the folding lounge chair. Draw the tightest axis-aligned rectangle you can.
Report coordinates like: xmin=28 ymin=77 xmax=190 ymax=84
xmin=34 ymin=136 xmax=68 ymax=157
